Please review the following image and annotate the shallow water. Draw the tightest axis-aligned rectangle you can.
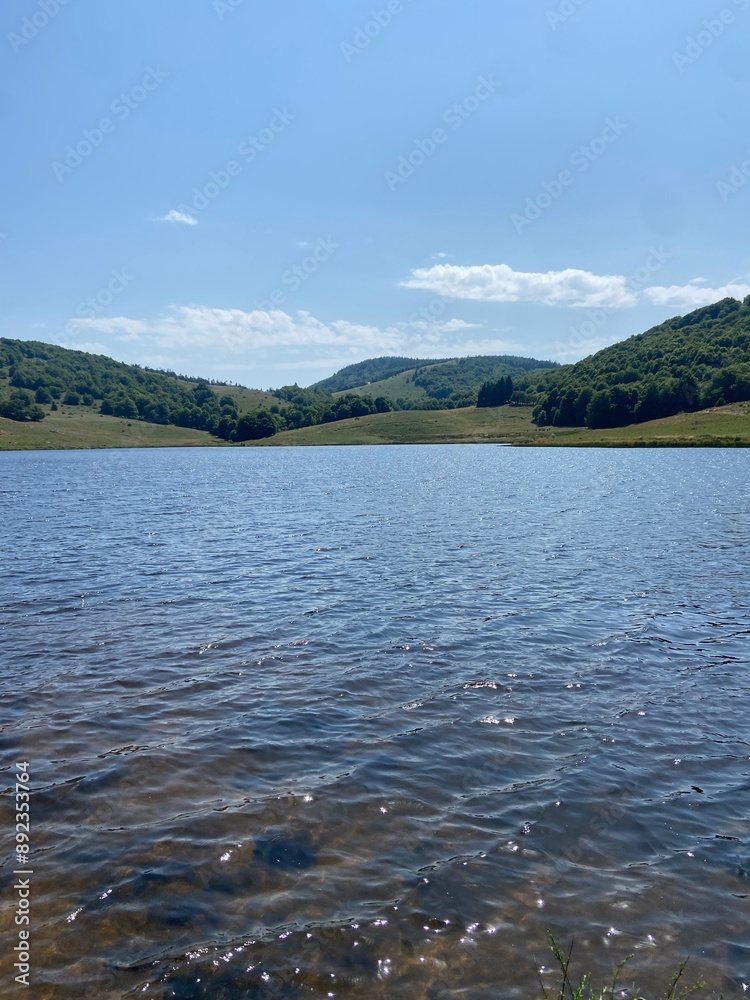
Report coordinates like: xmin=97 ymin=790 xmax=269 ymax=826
xmin=0 ymin=446 xmax=748 ymax=998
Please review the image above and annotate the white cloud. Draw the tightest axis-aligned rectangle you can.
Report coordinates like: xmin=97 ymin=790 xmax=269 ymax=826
xmin=407 ymin=318 xmax=484 ymax=334
xmin=401 ymin=263 xmax=638 ymax=308
xmin=73 ymin=317 xmax=150 ymax=339
xmin=153 ymin=210 xmax=199 ymax=226
xmin=642 ymin=282 xmax=750 ymax=309
xmin=69 ymin=305 xmax=504 ymax=362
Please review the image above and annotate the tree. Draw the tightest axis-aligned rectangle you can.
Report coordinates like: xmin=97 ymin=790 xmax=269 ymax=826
xmin=586 ymin=390 xmax=616 ymax=429
xmin=477 ymin=375 xmax=513 ymax=408
xmin=112 ymin=396 xmax=138 ymax=419
xmin=234 ymin=410 xmax=277 ymax=441
xmin=0 ymin=390 xmax=45 ymax=422
xmin=217 ymin=414 xmax=236 ymax=440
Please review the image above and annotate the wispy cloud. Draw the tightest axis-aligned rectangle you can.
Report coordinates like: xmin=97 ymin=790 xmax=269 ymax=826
xmin=401 ymin=263 xmax=638 ymax=308
xmin=642 ymin=281 xmax=750 ymax=309
xmin=69 ymin=305 xmax=518 ymax=366
xmin=75 ymin=317 xmax=150 ymax=339
xmin=153 ymin=209 xmax=198 ymax=226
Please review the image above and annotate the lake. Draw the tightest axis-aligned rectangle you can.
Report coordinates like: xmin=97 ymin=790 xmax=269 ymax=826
xmin=0 ymin=446 xmax=748 ymax=999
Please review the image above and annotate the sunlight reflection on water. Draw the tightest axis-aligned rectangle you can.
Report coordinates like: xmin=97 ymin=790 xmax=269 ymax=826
xmin=0 ymin=446 xmax=748 ymax=998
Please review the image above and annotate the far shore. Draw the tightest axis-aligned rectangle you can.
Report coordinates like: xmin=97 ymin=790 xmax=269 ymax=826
xmin=2 ymin=402 xmax=749 ymax=452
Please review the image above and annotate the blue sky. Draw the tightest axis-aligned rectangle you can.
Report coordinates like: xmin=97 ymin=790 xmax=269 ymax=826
xmin=2 ymin=0 xmax=750 ymax=387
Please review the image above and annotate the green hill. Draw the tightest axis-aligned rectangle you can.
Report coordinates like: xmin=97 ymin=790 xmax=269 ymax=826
xmin=533 ymin=297 xmax=750 ymax=429
xmin=343 ymin=368 xmax=428 ymax=404
xmin=0 ymin=338 xmax=282 ymax=442
xmin=311 ymin=356 xmax=442 ymax=393
xmin=319 ymin=354 xmax=559 ymax=408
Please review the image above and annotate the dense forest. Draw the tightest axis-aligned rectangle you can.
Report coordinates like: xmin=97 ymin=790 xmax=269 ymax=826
xmin=532 ymin=298 xmax=750 ymax=429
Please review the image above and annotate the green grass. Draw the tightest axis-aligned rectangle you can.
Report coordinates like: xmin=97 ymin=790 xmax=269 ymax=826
xmin=543 ymin=937 xmax=705 ymax=1000
xmin=209 ymin=385 xmax=286 ymax=413
xmin=252 ymin=406 xmax=537 ymax=445
xmin=3 ymin=402 xmax=749 ymax=451
xmin=338 ymin=368 xmax=428 ymax=403
xmin=0 ymin=406 xmax=224 ymax=450
xmin=251 ymin=402 xmax=750 ymax=447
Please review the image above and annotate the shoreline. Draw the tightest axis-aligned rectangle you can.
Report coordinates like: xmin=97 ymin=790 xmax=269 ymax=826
xmin=2 ymin=402 xmax=749 ymax=451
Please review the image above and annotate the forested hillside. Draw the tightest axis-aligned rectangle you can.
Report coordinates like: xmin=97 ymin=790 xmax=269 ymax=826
xmin=0 ymin=339 xmax=396 ymax=442
xmin=0 ymin=339 xmax=267 ymax=440
xmin=411 ymin=355 xmax=558 ymax=405
xmin=533 ymin=298 xmax=750 ymax=429
xmin=327 ymin=354 xmax=559 ymax=408
xmin=312 ymin=357 xmax=440 ymax=393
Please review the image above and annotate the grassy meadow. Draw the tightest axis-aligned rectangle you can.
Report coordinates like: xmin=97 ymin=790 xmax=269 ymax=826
xmin=209 ymin=385 xmax=286 ymax=413
xmin=341 ymin=368 xmax=428 ymax=403
xmin=0 ymin=406 xmax=223 ymax=450
xmin=2 ymin=401 xmax=749 ymax=451
xmin=253 ymin=402 xmax=750 ymax=448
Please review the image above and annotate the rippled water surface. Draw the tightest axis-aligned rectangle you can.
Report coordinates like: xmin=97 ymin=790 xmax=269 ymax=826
xmin=1 ymin=446 xmax=749 ymax=999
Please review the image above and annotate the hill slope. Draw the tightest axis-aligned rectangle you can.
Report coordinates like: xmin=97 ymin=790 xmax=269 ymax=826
xmin=0 ymin=408 xmax=225 ymax=450
xmin=251 ymin=401 xmax=750 ymax=447
xmin=311 ymin=356 xmax=443 ymax=393
xmin=317 ymin=354 xmax=559 ymax=407
xmin=0 ymin=338 xmax=279 ymax=441
xmin=534 ymin=297 xmax=750 ymax=429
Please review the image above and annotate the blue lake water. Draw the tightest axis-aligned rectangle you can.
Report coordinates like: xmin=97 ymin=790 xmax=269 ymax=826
xmin=0 ymin=446 xmax=748 ymax=998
